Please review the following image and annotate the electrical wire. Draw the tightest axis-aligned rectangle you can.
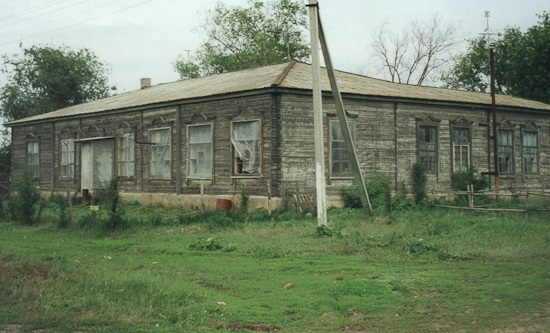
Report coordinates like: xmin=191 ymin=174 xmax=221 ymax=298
xmin=0 ymin=0 xmax=92 ymax=30
xmin=0 ymin=0 xmax=72 ymax=22
xmin=0 ymin=0 xmax=155 ymax=47
xmin=0 ymin=0 xmax=127 ymax=39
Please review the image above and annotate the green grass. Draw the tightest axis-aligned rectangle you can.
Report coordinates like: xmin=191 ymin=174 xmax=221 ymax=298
xmin=1 ymin=205 xmax=549 ymax=332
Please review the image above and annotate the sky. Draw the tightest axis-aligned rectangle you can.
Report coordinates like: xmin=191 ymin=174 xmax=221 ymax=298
xmin=0 ymin=0 xmax=548 ymax=93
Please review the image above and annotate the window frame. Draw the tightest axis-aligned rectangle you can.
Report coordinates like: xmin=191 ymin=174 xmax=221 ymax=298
xmin=60 ymin=138 xmax=75 ymax=178
xmin=450 ymin=117 xmax=473 ymax=173
xmin=149 ymin=127 xmax=172 ymax=179
xmin=416 ymin=116 xmax=440 ymax=175
xmin=26 ymin=141 xmax=40 ymax=178
xmin=117 ymin=132 xmax=135 ymax=178
xmin=329 ymin=117 xmax=356 ymax=178
xmin=230 ymin=119 xmax=262 ymax=177
xmin=187 ymin=123 xmax=214 ymax=179
xmin=521 ymin=122 xmax=539 ymax=175
xmin=497 ymin=121 xmax=515 ymax=175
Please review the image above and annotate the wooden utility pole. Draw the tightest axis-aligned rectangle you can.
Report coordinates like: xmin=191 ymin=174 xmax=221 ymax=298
xmin=482 ymin=11 xmax=500 ymax=200
xmin=317 ymin=12 xmax=372 ymax=214
xmin=489 ymin=45 xmax=500 ymax=200
xmin=308 ymin=0 xmax=327 ymax=226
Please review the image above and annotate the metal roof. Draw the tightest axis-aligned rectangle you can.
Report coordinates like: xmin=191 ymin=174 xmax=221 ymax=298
xmin=7 ymin=61 xmax=550 ymax=126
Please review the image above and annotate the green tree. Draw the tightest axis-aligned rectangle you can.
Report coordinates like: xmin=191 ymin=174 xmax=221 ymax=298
xmin=443 ymin=12 xmax=550 ymax=104
xmin=0 ymin=142 xmax=10 ymax=182
xmin=174 ymin=0 xmax=309 ymax=79
xmin=1 ymin=44 xmax=112 ymax=121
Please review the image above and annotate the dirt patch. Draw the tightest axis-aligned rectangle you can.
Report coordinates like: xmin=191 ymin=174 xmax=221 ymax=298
xmin=0 ymin=325 xmax=47 ymax=333
xmin=220 ymin=321 xmax=281 ymax=332
xmin=488 ymin=304 xmax=550 ymax=332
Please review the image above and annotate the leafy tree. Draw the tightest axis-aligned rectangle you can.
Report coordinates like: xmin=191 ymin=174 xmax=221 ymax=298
xmin=1 ymin=44 xmax=112 ymax=121
xmin=174 ymin=0 xmax=309 ymax=79
xmin=443 ymin=12 xmax=550 ymax=104
xmin=370 ymin=14 xmax=460 ymax=85
xmin=0 ymin=142 xmax=10 ymax=182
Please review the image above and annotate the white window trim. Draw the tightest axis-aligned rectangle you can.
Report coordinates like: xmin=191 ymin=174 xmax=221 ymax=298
xmin=450 ymin=123 xmax=472 ymax=173
xmin=60 ymin=138 xmax=75 ymax=178
xmin=329 ymin=118 xmax=356 ymax=179
xmin=117 ymin=133 xmax=135 ymax=178
xmin=187 ymin=123 xmax=214 ymax=180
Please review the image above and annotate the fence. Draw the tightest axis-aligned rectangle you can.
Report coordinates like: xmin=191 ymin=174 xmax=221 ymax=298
xmin=432 ymin=187 xmax=550 ymax=213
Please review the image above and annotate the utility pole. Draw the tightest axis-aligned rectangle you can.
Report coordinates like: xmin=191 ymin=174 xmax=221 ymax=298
xmin=317 ymin=10 xmax=372 ymax=214
xmin=481 ymin=11 xmax=501 ymax=201
xmin=308 ymin=0 xmax=327 ymax=226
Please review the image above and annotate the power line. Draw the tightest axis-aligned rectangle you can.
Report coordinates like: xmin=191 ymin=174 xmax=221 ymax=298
xmin=0 ymin=0 xmax=127 ymax=39
xmin=0 ymin=0 xmax=71 ymax=22
xmin=0 ymin=0 xmax=92 ymax=30
xmin=0 ymin=0 xmax=155 ymax=48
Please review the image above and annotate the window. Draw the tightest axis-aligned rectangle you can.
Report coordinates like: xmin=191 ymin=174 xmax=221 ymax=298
xmin=188 ymin=124 xmax=213 ymax=178
xmin=117 ymin=133 xmax=135 ymax=177
xmin=497 ymin=129 xmax=514 ymax=174
xmin=149 ymin=128 xmax=171 ymax=178
xmin=61 ymin=139 xmax=75 ymax=177
xmin=27 ymin=141 xmax=39 ymax=176
xmin=330 ymin=119 xmax=355 ymax=177
xmin=418 ymin=125 xmax=438 ymax=174
xmin=451 ymin=127 xmax=470 ymax=172
xmin=522 ymin=130 xmax=538 ymax=174
xmin=231 ymin=120 xmax=260 ymax=176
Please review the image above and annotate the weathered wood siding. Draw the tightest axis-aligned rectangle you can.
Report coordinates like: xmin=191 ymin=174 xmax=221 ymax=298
xmin=279 ymin=92 xmax=550 ymax=202
xmin=9 ymin=88 xmax=550 ymax=208
xmin=10 ymin=93 xmax=279 ymax=203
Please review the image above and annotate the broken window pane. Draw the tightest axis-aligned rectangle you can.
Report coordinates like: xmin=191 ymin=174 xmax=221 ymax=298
xmin=232 ymin=120 xmax=260 ymax=175
xmin=150 ymin=128 xmax=171 ymax=178
xmin=497 ymin=130 xmax=514 ymax=174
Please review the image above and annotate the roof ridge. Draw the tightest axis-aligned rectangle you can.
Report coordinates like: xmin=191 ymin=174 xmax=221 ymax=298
xmin=271 ymin=60 xmax=297 ymax=87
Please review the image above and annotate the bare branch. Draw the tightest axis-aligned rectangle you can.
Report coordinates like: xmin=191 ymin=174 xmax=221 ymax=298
xmin=370 ymin=14 xmax=460 ymax=85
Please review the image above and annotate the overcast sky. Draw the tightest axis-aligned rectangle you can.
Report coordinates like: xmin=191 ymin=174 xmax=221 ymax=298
xmin=0 ymin=0 xmax=548 ymax=93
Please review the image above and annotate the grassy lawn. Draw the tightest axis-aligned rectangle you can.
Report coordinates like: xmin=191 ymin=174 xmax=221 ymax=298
xmin=1 ymin=205 xmax=549 ymax=332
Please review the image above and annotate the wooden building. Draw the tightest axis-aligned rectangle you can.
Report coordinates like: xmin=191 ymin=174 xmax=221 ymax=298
xmin=7 ymin=61 xmax=550 ymax=208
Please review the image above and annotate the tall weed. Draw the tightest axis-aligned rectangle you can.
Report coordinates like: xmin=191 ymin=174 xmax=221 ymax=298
xmin=412 ymin=163 xmax=427 ymax=203
xmin=14 ymin=168 xmax=41 ymax=225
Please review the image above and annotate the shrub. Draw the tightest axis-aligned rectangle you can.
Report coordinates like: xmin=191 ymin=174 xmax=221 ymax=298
xmin=411 ymin=163 xmax=427 ymax=204
xmin=367 ymin=173 xmax=390 ymax=209
xmin=341 ymin=185 xmax=362 ymax=209
xmin=50 ymin=193 xmax=69 ymax=228
xmin=188 ymin=237 xmax=236 ymax=252
xmin=14 ymin=168 xmax=41 ymax=225
xmin=341 ymin=174 xmax=390 ymax=210
xmin=315 ymin=225 xmax=334 ymax=237
xmin=96 ymin=180 xmax=125 ymax=231
xmin=451 ymin=166 xmax=489 ymax=192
